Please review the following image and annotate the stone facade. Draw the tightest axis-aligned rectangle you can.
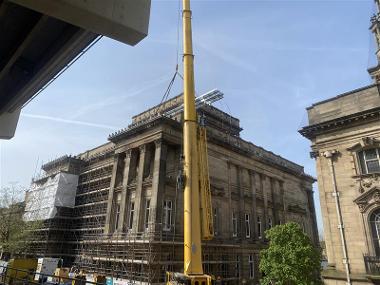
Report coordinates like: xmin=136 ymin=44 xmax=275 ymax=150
xmin=300 ymin=1 xmax=380 ymax=283
xmin=300 ymin=84 xmax=380 ymax=285
xmin=28 ymin=94 xmax=317 ymax=284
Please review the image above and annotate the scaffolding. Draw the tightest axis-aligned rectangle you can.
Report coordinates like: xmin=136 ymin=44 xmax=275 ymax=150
xmin=23 ymin=142 xmax=267 ymax=285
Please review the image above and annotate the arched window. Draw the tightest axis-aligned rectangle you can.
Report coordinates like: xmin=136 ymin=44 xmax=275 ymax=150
xmin=370 ymin=209 xmax=380 ymax=255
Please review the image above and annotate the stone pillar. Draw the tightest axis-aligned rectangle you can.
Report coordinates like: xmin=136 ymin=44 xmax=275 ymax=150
xmin=306 ymin=188 xmax=319 ymax=245
xmin=150 ymin=139 xmax=167 ymax=233
xmin=280 ymin=181 xmax=287 ymax=223
xmin=104 ymin=153 xmax=121 ymax=234
xmin=262 ymin=174 xmax=269 ymax=231
xmin=271 ymin=178 xmax=279 ymax=225
xmin=250 ymin=170 xmax=258 ymax=240
xmin=132 ymin=144 xmax=146 ymax=233
xmin=117 ymin=149 xmax=132 ymax=232
xmin=237 ymin=166 xmax=245 ymax=238
xmin=227 ymin=162 xmax=233 ymax=238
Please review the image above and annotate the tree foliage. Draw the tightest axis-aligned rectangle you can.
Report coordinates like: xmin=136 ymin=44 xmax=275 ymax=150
xmin=259 ymin=222 xmax=321 ymax=285
xmin=0 ymin=184 xmax=40 ymax=259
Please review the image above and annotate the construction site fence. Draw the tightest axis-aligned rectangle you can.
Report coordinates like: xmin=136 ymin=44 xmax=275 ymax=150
xmin=0 ymin=265 xmax=104 ymax=285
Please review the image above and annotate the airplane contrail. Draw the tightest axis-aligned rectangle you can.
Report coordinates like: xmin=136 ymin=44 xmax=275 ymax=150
xmin=21 ymin=113 xmax=121 ymax=131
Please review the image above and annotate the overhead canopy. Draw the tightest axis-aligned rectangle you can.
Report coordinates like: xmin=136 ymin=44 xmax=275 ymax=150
xmin=0 ymin=0 xmax=151 ymax=139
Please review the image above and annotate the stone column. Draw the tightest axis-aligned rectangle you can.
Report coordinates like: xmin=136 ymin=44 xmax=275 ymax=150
xmin=150 ymin=139 xmax=167 ymax=233
xmin=132 ymin=144 xmax=146 ymax=233
xmin=271 ymin=178 xmax=279 ymax=225
xmin=237 ymin=166 xmax=245 ymax=238
xmin=117 ymin=149 xmax=132 ymax=232
xmin=280 ymin=181 xmax=287 ymax=223
xmin=104 ymin=153 xmax=121 ymax=234
xmin=227 ymin=162 xmax=233 ymax=238
xmin=262 ymin=174 xmax=269 ymax=231
xmin=306 ymin=188 xmax=319 ymax=245
xmin=250 ymin=170 xmax=258 ymax=240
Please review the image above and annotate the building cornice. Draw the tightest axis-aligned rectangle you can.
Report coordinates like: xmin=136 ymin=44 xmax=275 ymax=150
xmin=299 ymin=106 xmax=380 ymax=140
xmin=41 ymin=155 xmax=82 ymax=171
xmin=108 ymin=116 xmax=181 ymax=143
xmin=208 ymin=134 xmax=316 ymax=182
xmin=110 ymin=116 xmax=315 ymax=182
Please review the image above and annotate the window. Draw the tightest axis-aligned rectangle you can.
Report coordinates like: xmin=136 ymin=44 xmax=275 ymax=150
xmin=232 ymin=211 xmax=238 ymax=237
xmin=257 ymin=216 xmax=262 ymax=238
xmin=268 ymin=217 xmax=273 ymax=229
xmin=213 ymin=207 xmax=219 ymax=236
xmin=144 ymin=199 xmax=151 ymax=231
xmin=358 ymin=148 xmax=380 ymax=174
xmin=203 ymin=254 xmax=210 ymax=273
xmin=115 ymin=204 xmax=121 ymax=231
xmin=245 ymin=213 xmax=251 ymax=238
xmin=370 ymin=209 xmax=380 ymax=255
xmin=163 ymin=200 xmax=173 ymax=231
xmin=235 ymin=255 xmax=240 ymax=278
xmin=165 ymin=253 xmax=174 ymax=272
xmin=249 ymin=255 xmax=254 ymax=279
xmin=221 ymin=255 xmax=228 ymax=278
xmin=128 ymin=202 xmax=135 ymax=230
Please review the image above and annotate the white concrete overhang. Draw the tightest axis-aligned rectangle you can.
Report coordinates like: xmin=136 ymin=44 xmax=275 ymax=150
xmin=0 ymin=0 xmax=151 ymax=139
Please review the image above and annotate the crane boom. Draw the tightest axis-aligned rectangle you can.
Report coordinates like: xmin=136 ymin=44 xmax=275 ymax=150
xmin=167 ymin=0 xmax=214 ymax=284
xmin=182 ymin=0 xmax=203 ymax=275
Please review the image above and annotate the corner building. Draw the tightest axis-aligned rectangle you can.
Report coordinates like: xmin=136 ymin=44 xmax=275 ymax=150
xmin=27 ymin=94 xmax=318 ymax=285
xmin=300 ymin=85 xmax=380 ymax=285
xmin=300 ymin=2 xmax=380 ymax=284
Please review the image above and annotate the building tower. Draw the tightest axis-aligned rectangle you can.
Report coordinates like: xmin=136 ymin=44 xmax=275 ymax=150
xmin=368 ymin=0 xmax=380 ymax=81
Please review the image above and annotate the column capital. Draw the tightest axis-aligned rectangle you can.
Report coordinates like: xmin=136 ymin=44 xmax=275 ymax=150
xmin=310 ymin=151 xmax=319 ymax=159
xmin=154 ymin=139 xmax=164 ymax=148
xmin=113 ymin=153 xmax=121 ymax=161
xmin=139 ymin=144 xmax=146 ymax=153
xmin=125 ymin=148 xmax=132 ymax=158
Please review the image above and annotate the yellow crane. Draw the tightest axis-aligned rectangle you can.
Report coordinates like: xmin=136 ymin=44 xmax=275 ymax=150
xmin=166 ymin=0 xmax=214 ymax=285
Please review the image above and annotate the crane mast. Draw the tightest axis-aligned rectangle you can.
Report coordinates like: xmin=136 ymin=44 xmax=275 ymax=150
xmin=167 ymin=0 xmax=213 ymax=284
xmin=182 ymin=0 xmax=203 ymax=276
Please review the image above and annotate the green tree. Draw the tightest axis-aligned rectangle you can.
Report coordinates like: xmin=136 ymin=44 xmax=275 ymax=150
xmin=0 ymin=184 xmax=40 ymax=259
xmin=259 ymin=222 xmax=321 ymax=285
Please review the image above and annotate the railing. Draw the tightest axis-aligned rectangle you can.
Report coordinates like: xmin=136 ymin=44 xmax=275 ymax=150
xmin=0 ymin=265 xmax=104 ymax=285
xmin=364 ymin=255 xmax=380 ymax=275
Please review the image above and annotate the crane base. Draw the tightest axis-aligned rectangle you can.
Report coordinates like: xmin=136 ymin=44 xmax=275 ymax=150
xmin=166 ymin=272 xmax=212 ymax=285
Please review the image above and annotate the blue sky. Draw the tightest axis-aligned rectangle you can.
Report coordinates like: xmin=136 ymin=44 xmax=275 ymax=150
xmin=0 ymin=0 xmax=376 ymax=235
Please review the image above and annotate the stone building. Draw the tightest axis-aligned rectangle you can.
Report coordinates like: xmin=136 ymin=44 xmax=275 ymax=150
xmin=299 ymin=2 xmax=380 ymax=284
xmin=26 ymin=93 xmax=317 ymax=285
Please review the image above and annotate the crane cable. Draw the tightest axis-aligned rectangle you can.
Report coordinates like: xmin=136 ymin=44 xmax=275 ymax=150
xmin=159 ymin=0 xmax=183 ymax=106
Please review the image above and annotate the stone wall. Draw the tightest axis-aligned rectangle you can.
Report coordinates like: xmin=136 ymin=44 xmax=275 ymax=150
xmin=302 ymin=83 xmax=380 ymax=284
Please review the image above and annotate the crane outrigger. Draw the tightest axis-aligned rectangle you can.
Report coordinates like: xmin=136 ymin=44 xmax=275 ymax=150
xmin=166 ymin=0 xmax=214 ymax=285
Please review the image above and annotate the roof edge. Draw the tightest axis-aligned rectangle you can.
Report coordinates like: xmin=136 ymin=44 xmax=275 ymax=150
xmin=306 ymin=84 xmax=378 ymax=110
